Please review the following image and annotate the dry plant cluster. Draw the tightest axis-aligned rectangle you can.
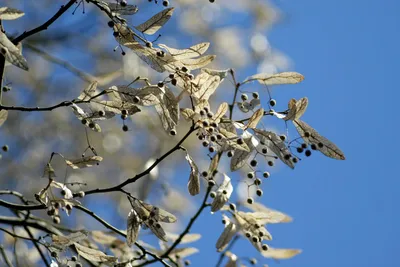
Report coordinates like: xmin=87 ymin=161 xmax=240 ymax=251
xmin=0 ymin=1 xmax=345 ymax=267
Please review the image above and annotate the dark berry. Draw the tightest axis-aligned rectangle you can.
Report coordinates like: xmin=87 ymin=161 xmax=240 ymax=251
xmin=247 ymin=197 xmax=254 ymax=204
xmin=304 ymin=132 xmax=310 ymax=138
xmin=2 ymin=145 xmax=8 ymax=152
xmin=113 ymin=31 xmax=119 ymax=37
xmin=268 ymin=161 xmax=274 ymax=166
xmin=256 ymin=189 xmax=263 ymax=196
xmin=229 ymin=203 xmax=236 ymax=211
xmin=171 ymin=78 xmax=177 ymax=86
xmin=252 ymin=92 xmax=259 ymax=99
xmin=169 ymin=129 xmax=177 ymax=136
xmin=263 ymin=171 xmax=270 ymax=178
xmin=318 ymin=142 xmax=324 ymax=148
xmin=261 ymin=147 xmax=268 ymax=154
xmin=181 ymin=66 xmax=188 ymax=72
xmin=202 ymin=171 xmax=208 ymax=177
xmin=311 ymin=144 xmax=317 ymax=150
xmin=241 ymin=94 xmax=248 ymax=101
xmin=71 ymin=256 xmax=77 ymax=262
xmin=269 ymin=99 xmax=276 ymax=106
xmin=250 ymin=159 xmax=258 ymax=167
xmin=122 ymin=125 xmax=129 ymax=132
xmin=280 ymin=135 xmax=286 ymax=141
xmin=227 ymin=151 xmax=234 ymax=157
xmin=297 ymin=147 xmax=304 ymax=153
xmin=107 ymin=21 xmax=115 ymax=28
xmin=247 ymin=172 xmax=254 ymax=179
xmin=163 ymin=0 xmax=169 ymax=7
xmin=305 ymin=150 xmax=312 ymax=157
xmin=51 ymin=251 xmax=58 ymax=258
xmin=254 ymin=178 xmax=262 ymax=186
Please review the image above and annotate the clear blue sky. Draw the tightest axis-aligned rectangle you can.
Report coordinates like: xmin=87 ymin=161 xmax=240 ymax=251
xmin=187 ymin=0 xmax=400 ymax=266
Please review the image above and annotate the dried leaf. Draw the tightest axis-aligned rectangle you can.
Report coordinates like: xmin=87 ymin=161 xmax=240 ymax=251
xmin=51 ymin=230 xmax=89 ymax=249
xmin=77 ymin=81 xmax=98 ymax=101
xmin=293 ymin=119 xmax=345 ymax=160
xmin=165 ymin=232 xmax=201 ymax=244
xmin=97 ymin=100 xmax=140 ymax=115
xmin=0 ymin=110 xmax=8 ymax=127
xmin=284 ymin=97 xmax=308 ymax=121
xmin=253 ymin=129 xmax=294 ymax=169
xmin=244 ymin=202 xmax=292 ymax=223
xmin=158 ymin=42 xmax=209 ymax=60
xmin=216 ymin=222 xmax=237 ymax=252
xmin=74 ymin=242 xmax=117 ymax=263
xmin=107 ymin=3 xmax=138 ymax=15
xmin=230 ymin=138 xmax=254 ymax=171
xmin=185 ymin=152 xmax=200 ymax=196
xmin=180 ymin=55 xmax=216 ymax=70
xmin=208 ymin=152 xmax=221 ymax=178
xmin=246 ymin=108 xmax=264 ymax=129
xmin=155 ymin=86 xmax=179 ymax=133
xmin=189 ymin=71 xmax=222 ymax=101
xmin=127 ymin=209 xmax=141 ymax=246
xmin=65 ymin=156 xmax=103 ymax=169
xmin=211 ymin=174 xmax=233 ymax=212
xmin=0 ymin=31 xmax=28 ymax=70
xmin=261 ymin=248 xmax=302 ymax=259
xmin=169 ymin=247 xmax=199 ymax=259
xmin=91 ymin=231 xmax=117 ymax=245
xmin=243 ymin=72 xmax=304 ymax=85
xmin=0 ymin=7 xmax=24 ymax=20
xmin=212 ymin=102 xmax=228 ymax=123
xmin=135 ymin=8 xmax=174 ymax=35
xmin=181 ymin=108 xmax=197 ymax=121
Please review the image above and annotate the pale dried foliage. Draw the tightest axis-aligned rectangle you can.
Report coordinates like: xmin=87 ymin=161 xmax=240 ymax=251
xmin=0 ymin=1 xmax=345 ymax=267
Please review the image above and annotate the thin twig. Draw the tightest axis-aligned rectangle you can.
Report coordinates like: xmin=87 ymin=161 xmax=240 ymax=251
xmin=228 ymin=69 xmax=241 ymax=120
xmin=81 ymin=125 xmax=197 ymax=196
xmin=0 ymin=245 xmax=13 ymax=267
xmin=12 ymin=0 xmax=77 ymax=44
xmin=74 ymin=205 xmax=171 ymax=267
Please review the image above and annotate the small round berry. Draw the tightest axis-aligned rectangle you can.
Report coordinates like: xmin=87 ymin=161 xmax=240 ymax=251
xmin=181 ymin=66 xmax=188 ymax=72
xmin=254 ymin=178 xmax=262 ymax=186
xmin=256 ymin=189 xmax=263 ymax=197
xmin=250 ymin=258 xmax=257 ymax=265
xmin=284 ymin=154 xmax=291 ymax=160
xmin=157 ymin=81 xmax=164 ymax=88
xmin=252 ymin=235 xmax=259 ymax=243
xmin=208 ymin=179 xmax=216 ymax=186
xmin=198 ymin=135 xmax=204 ymax=141
xmin=247 ymin=197 xmax=254 ymax=204
xmin=121 ymin=114 xmax=128 ymax=120
xmin=280 ymin=135 xmax=286 ymax=141
xmin=2 ymin=145 xmax=8 ymax=152
xmin=53 ymin=216 xmax=61 ymax=224
xmin=207 ymin=127 xmax=214 ymax=133
xmin=201 ymin=171 xmax=208 ymax=177
xmin=107 ymin=21 xmax=115 ymax=28
xmin=184 ymin=260 xmax=191 ymax=266
xmin=262 ymin=244 xmax=269 ymax=251
xmin=202 ymin=140 xmax=209 ymax=147
xmin=250 ymin=159 xmax=258 ymax=167
xmin=65 ymin=204 xmax=73 ymax=211
xmin=229 ymin=203 xmax=236 ymax=211
xmin=98 ymin=110 xmax=105 ymax=117
xmin=222 ymin=218 xmax=227 ymax=225
xmin=122 ymin=125 xmax=129 ymax=132
xmin=245 ymin=232 xmax=251 ymax=238
xmin=47 ymin=208 xmax=55 ymax=216
xmin=237 ymin=138 xmax=244 ymax=145
xmin=247 ymin=172 xmax=254 ymax=179
xmin=208 ymin=146 xmax=215 ymax=153
xmin=51 ymin=251 xmax=58 ymax=258
xmin=81 ymin=119 xmax=87 ymax=125
xmin=297 ymin=147 xmax=304 ymax=153
xmin=78 ymin=191 xmax=85 ymax=198
xmin=202 ymin=120 xmax=209 ymax=127
xmin=169 ymin=73 xmax=174 ymax=79
xmin=207 ymin=112 xmax=214 ymax=118
xmin=71 ymin=256 xmax=77 ymax=262
xmin=171 ymin=78 xmax=177 ymax=86
xmin=121 ymin=109 xmax=128 ymax=115
xmin=301 ymin=143 xmax=308 ymax=149
xmin=304 ymin=131 xmax=310 ymax=138
xmin=269 ymin=99 xmax=277 ymax=107
xmin=209 ymin=0 xmax=215 ymax=3
xmin=318 ymin=142 xmax=324 ymax=148
xmin=292 ymin=157 xmax=299 ymax=163
xmin=54 ymin=202 xmax=61 ymax=209
xmin=210 ymin=191 xmax=216 ymax=198
xmin=113 ymin=31 xmax=119 ymax=37
xmin=199 ymin=110 xmax=206 ymax=116
xmin=133 ymin=96 xmax=140 ymax=103
xmin=311 ymin=144 xmax=317 ymax=150
xmin=263 ymin=171 xmax=270 ymax=178
xmin=121 ymin=51 xmax=126 ymax=56
xmin=222 ymin=190 xmax=228 ymax=195
xmin=145 ymin=41 xmax=153 ymax=48
xmin=241 ymin=94 xmax=248 ymax=101
xmin=120 ymin=0 xmax=127 ymax=7
xmin=261 ymin=147 xmax=268 ymax=154
xmin=252 ymin=92 xmax=259 ymax=99
xmin=169 ymin=129 xmax=177 ymax=136
xmin=227 ymin=151 xmax=234 ymax=157
xmin=268 ymin=161 xmax=274 ymax=167
xmin=75 ymin=263 xmax=82 ymax=267
xmin=88 ymin=122 xmax=95 ymax=128
xmin=60 ymin=189 xmax=66 ymax=196
xmin=210 ymin=135 xmax=217 ymax=142
xmin=163 ymin=0 xmax=169 ymax=6
xmin=305 ymin=150 xmax=312 ymax=157
xmin=203 ymin=107 xmax=209 ymax=113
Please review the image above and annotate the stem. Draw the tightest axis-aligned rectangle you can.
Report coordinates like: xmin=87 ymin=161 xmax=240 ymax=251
xmin=0 ymin=245 xmax=13 ymax=267
xmin=228 ymin=69 xmax=240 ymax=120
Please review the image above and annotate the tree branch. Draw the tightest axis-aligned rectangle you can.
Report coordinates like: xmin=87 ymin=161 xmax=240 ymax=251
xmin=228 ymin=69 xmax=241 ymax=120
xmin=81 ymin=124 xmax=197 ymax=197
xmin=12 ymin=0 xmax=77 ymax=44
xmin=136 ymin=185 xmax=212 ymax=267
xmin=0 ymin=245 xmax=13 ymax=267
xmin=74 ymin=205 xmax=171 ymax=267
